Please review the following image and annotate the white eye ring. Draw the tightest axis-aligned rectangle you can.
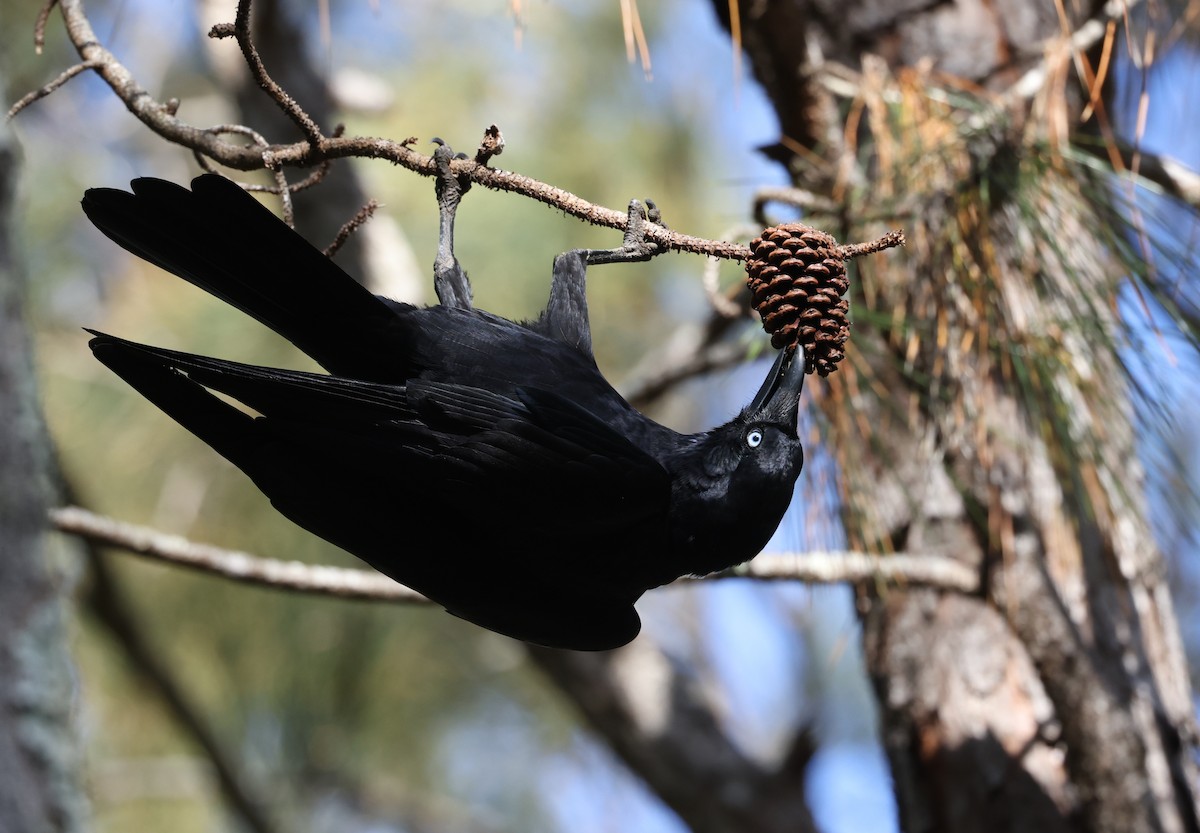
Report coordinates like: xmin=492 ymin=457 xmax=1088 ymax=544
xmin=746 ymin=429 xmax=763 ymax=448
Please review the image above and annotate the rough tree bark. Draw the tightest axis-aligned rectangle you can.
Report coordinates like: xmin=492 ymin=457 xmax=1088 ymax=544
xmin=0 ymin=89 xmax=89 ymax=833
xmin=710 ymin=2 xmax=1200 ymax=832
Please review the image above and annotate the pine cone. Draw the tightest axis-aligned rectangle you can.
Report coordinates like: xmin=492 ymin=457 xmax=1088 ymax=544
xmin=745 ymin=223 xmax=850 ymax=377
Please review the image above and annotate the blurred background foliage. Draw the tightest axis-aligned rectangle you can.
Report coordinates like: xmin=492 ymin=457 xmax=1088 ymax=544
xmin=4 ymin=1 xmax=844 ymax=831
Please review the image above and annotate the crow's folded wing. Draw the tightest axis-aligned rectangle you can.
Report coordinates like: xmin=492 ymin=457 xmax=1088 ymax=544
xmin=89 ymin=332 xmax=669 ymax=518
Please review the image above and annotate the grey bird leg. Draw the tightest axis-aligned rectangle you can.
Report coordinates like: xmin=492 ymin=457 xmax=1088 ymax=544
xmin=432 ymin=139 xmax=473 ymax=309
xmin=541 ymin=199 xmax=666 ymax=356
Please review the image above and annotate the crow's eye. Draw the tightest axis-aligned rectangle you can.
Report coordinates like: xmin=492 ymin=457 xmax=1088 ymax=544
xmin=746 ymin=429 xmax=763 ymax=448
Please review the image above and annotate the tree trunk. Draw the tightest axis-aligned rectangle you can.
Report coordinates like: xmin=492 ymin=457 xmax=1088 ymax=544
xmin=0 ymin=99 xmax=89 ymax=833
xmin=711 ymin=2 xmax=1200 ymax=831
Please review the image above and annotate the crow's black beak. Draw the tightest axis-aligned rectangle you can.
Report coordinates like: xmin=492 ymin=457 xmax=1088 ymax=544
xmin=747 ymin=345 xmax=806 ymax=429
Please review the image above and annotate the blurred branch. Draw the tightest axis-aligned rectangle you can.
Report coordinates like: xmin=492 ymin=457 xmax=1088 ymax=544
xmin=50 ymin=506 xmax=979 ymax=597
xmin=526 ymin=642 xmax=817 ymax=833
xmin=50 ymin=507 xmax=422 ymax=602
xmin=1077 ymin=140 xmax=1200 ymax=210
xmin=731 ymin=550 xmax=979 ymax=593
xmin=752 ymin=186 xmax=837 ymax=226
xmin=622 ymin=337 xmax=748 ymax=410
xmin=4 ymin=58 xmax=102 ymax=119
xmin=989 ymin=0 xmax=1142 ymax=111
xmin=81 ymin=535 xmax=287 ymax=833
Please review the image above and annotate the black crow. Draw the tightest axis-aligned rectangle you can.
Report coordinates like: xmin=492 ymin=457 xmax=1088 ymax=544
xmin=82 ymin=148 xmax=806 ymax=650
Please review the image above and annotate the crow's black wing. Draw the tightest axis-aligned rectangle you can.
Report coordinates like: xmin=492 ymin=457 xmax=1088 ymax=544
xmin=89 ymin=332 xmax=670 ymax=649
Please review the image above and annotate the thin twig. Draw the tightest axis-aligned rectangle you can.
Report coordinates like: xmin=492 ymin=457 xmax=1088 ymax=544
xmin=50 ymin=506 xmax=980 ymax=597
xmin=33 ymin=0 xmax=59 ymax=53
xmin=211 ymin=0 xmax=325 ymax=148
xmin=324 ymin=199 xmax=379 ymax=258
xmin=838 ymin=228 xmax=906 ymax=260
xmin=280 ymin=158 xmax=333 ymax=193
xmin=6 ymin=58 xmax=102 ymax=120
xmin=702 ymin=255 xmax=747 ymax=319
xmin=192 ymin=123 xmax=273 ymax=174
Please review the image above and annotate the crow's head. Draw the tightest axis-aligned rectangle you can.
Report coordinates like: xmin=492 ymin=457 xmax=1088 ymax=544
xmin=728 ymin=344 xmax=806 ymax=489
xmin=660 ymin=347 xmax=806 ymax=579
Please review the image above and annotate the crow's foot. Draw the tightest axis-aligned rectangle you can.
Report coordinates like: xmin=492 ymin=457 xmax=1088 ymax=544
xmin=583 ymin=198 xmax=666 ymax=267
xmin=432 ymin=138 xmax=473 ymax=308
xmin=433 ymin=138 xmax=472 ymax=212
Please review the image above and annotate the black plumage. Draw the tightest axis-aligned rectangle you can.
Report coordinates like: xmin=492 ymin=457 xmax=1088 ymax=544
xmin=83 ymin=160 xmax=805 ymax=650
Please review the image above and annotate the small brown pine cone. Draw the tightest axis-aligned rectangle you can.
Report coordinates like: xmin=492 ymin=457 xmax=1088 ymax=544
xmin=745 ymin=224 xmax=850 ymax=376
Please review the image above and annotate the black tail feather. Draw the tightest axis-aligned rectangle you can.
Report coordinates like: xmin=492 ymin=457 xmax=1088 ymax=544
xmin=82 ymin=175 xmax=402 ymax=379
xmin=89 ymin=331 xmax=263 ymax=468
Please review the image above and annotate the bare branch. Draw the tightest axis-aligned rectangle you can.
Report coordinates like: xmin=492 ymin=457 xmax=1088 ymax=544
xmin=82 ymin=545 xmax=284 ymax=833
xmin=701 ymin=255 xmax=747 ymax=319
xmin=191 ymin=124 xmax=295 ymax=224
xmin=1076 ymin=140 xmax=1200 ymax=211
xmin=730 ymin=550 xmax=980 ymax=593
xmin=49 ymin=506 xmax=425 ymax=603
xmin=752 ymin=185 xmax=838 ymax=226
xmin=6 ymin=58 xmax=102 ymax=120
xmin=838 ymin=228 xmax=906 ymax=260
xmin=209 ymin=0 xmax=325 ymax=148
xmin=622 ymin=338 xmax=749 ymax=410
xmin=526 ymin=642 xmax=819 ymax=833
xmin=324 ymin=199 xmax=379 ymax=258
xmin=50 ymin=506 xmax=980 ymax=599
xmin=16 ymin=0 xmax=906 ymax=264
xmin=33 ymin=0 xmax=59 ymax=54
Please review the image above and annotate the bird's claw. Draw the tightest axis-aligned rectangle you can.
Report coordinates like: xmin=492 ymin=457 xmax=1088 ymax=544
xmin=584 ymin=197 xmax=666 ymax=267
xmin=432 ymin=139 xmax=473 ymax=308
xmin=643 ymin=199 xmax=663 ymax=227
xmin=433 ymin=138 xmax=471 ymax=207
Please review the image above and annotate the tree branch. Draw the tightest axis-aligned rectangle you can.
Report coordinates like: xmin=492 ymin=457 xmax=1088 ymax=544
xmin=210 ymin=0 xmax=325 ymax=148
xmin=1076 ymin=139 xmax=1200 ymax=211
xmin=526 ymin=643 xmax=818 ymax=833
xmin=13 ymin=0 xmax=910 ymax=265
xmin=5 ymin=58 xmax=102 ymax=119
xmin=49 ymin=507 xmax=422 ymax=603
xmin=730 ymin=551 xmax=979 ymax=593
xmin=22 ymin=0 xmax=744 ymax=259
xmin=50 ymin=506 xmax=979 ymax=599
